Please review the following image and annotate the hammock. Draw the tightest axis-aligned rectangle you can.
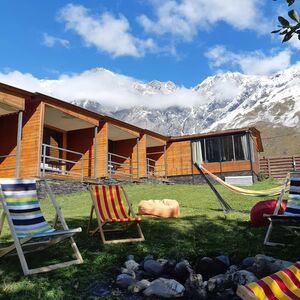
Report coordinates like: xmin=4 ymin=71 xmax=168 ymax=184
xmin=197 ymin=164 xmax=288 ymax=197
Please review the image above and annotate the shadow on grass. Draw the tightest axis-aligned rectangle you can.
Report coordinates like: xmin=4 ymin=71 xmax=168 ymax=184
xmin=0 ymin=215 xmax=298 ymax=300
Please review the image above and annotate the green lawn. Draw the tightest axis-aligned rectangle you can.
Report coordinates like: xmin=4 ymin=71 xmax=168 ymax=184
xmin=0 ymin=180 xmax=297 ymax=299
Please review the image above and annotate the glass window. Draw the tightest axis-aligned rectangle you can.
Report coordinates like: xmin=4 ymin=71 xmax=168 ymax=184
xmin=220 ymin=135 xmax=234 ymax=161
xmin=205 ymin=137 xmax=220 ymax=162
xmin=234 ymin=134 xmax=248 ymax=160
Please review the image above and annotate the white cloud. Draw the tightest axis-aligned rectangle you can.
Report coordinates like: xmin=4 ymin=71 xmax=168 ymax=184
xmin=0 ymin=68 xmax=202 ymax=109
xmin=138 ymin=0 xmax=270 ymax=41
xmin=58 ymin=3 xmax=155 ymax=57
xmin=206 ymin=46 xmax=291 ymax=75
xmin=288 ymin=35 xmax=300 ymax=50
xmin=42 ymin=33 xmax=70 ymax=48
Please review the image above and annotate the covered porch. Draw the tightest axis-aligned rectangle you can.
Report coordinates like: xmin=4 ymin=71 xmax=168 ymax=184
xmin=40 ymin=104 xmax=99 ymax=181
xmin=145 ymin=135 xmax=167 ymax=179
xmin=0 ymin=92 xmax=24 ymax=178
xmin=107 ymin=123 xmax=140 ymax=180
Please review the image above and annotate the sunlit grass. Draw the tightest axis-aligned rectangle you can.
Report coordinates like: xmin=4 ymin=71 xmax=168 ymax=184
xmin=0 ymin=179 xmax=295 ymax=299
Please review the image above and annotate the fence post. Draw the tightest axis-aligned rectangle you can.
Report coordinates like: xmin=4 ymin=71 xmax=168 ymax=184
xmin=267 ymin=158 xmax=271 ymax=178
xmin=293 ymin=156 xmax=296 ymax=170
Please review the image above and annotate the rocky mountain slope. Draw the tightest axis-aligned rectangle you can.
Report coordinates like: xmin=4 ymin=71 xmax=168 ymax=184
xmin=71 ymin=66 xmax=300 ymax=156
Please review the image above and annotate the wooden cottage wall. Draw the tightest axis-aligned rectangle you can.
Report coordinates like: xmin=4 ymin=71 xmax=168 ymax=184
xmin=19 ymin=101 xmax=44 ymax=177
xmin=67 ymin=127 xmax=95 ymax=178
xmin=113 ymin=138 xmax=138 ymax=177
xmin=138 ymin=134 xmax=147 ymax=177
xmin=97 ymin=122 xmax=108 ymax=178
xmin=166 ymin=141 xmax=193 ymax=176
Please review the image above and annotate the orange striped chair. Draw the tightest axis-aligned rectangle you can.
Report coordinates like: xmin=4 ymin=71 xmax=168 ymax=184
xmin=87 ymin=185 xmax=144 ymax=244
xmin=237 ymin=262 xmax=300 ymax=299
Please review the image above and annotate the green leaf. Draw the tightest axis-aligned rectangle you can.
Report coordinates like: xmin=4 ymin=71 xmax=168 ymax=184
xmin=282 ymin=32 xmax=293 ymax=42
xmin=287 ymin=0 xmax=295 ymax=6
xmin=278 ymin=16 xmax=290 ymax=27
xmin=298 ymin=33 xmax=300 ymax=40
xmin=288 ymin=9 xmax=300 ymax=22
xmin=279 ymin=29 xmax=288 ymax=35
xmin=271 ymin=29 xmax=281 ymax=33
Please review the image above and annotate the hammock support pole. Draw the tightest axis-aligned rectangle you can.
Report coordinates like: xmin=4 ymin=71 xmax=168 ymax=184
xmin=194 ymin=163 xmax=233 ymax=213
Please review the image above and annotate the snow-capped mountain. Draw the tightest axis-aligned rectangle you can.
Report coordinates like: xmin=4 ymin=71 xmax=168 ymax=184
xmin=71 ymin=66 xmax=300 ymax=156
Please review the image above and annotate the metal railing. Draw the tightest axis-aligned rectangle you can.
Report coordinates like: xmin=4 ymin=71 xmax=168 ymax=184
xmin=0 ymin=154 xmax=17 ymax=173
xmin=108 ymin=152 xmax=138 ymax=179
xmin=41 ymin=144 xmax=85 ymax=181
xmin=146 ymin=157 xmax=166 ymax=178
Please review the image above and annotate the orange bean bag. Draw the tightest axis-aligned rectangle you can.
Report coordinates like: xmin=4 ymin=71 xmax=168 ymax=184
xmin=250 ymin=199 xmax=287 ymax=227
xmin=138 ymin=199 xmax=180 ymax=218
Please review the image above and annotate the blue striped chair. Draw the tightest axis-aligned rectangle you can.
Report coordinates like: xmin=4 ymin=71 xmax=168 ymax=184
xmin=264 ymin=171 xmax=300 ymax=246
xmin=0 ymin=178 xmax=83 ymax=275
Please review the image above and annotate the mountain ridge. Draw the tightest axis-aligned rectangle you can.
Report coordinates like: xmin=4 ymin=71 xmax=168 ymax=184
xmin=46 ymin=66 xmax=300 ymax=156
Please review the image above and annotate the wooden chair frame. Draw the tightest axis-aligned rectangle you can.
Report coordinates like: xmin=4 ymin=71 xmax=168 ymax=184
xmin=264 ymin=172 xmax=300 ymax=246
xmin=0 ymin=178 xmax=83 ymax=275
xmin=87 ymin=185 xmax=144 ymax=244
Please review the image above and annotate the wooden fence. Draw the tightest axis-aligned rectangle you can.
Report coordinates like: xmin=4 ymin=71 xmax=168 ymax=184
xmin=259 ymin=155 xmax=300 ymax=179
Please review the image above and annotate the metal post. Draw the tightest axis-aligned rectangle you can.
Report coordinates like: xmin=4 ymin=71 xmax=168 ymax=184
xmin=146 ymin=158 xmax=149 ymax=178
xmin=94 ymin=127 xmax=98 ymax=178
xmin=42 ymin=144 xmax=46 ymax=177
xmin=130 ymin=158 xmax=133 ymax=180
xmin=15 ymin=111 xmax=23 ymax=177
xmin=246 ymin=132 xmax=254 ymax=182
xmin=108 ymin=153 xmax=111 ymax=178
xmin=164 ymin=144 xmax=167 ymax=179
xmin=136 ymin=138 xmax=140 ymax=179
xmin=81 ymin=155 xmax=84 ymax=182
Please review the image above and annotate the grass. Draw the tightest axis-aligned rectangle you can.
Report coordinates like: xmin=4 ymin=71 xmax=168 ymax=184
xmin=0 ymin=179 xmax=297 ymax=299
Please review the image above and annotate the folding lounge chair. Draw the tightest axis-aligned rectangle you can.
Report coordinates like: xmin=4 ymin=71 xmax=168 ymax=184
xmin=237 ymin=262 xmax=300 ymax=299
xmin=87 ymin=185 xmax=144 ymax=244
xmin=264 ymin=171 xmax=300 ymax=246
xmin=0 ymin=178 xmax=83 ymax=275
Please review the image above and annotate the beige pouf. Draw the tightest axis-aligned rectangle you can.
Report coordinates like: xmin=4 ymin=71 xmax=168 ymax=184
xmin=138 ymin=199 xmax=180 ymax=218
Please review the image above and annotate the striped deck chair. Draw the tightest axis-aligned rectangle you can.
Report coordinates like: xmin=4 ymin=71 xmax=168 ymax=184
xmin=237 ymin=262 xmax=300 ymax=299
xmin=0 ymin=178 xmax=83 ymax=275
xmin=264 ymin=171 xmax=300 ymax=246
xmin=87 ymin=185 xmax=144 ymax=244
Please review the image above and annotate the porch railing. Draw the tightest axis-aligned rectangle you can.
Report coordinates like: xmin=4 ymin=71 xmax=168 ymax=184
xmin=108 ymin=152 xmax=138 ymax=179
xmin=146 ymin=157 xmax=166 ymax=179
xmin=0 ymin=154 xmax=17 ymax=173
xmin=41 ymin=144 xmax=84 ymax=181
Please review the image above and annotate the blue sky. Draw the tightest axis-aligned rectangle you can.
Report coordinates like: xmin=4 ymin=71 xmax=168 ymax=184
xmin=0 ymin=0 xmax=300 ymax=95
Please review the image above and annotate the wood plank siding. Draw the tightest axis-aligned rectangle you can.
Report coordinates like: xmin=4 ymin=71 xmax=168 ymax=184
xmin=166 ymin=131 xmax=261 ymax=178
xmin=0 ymin=91 xmax=25 ymax=111
xmin=19 ymin=101 xmax=44 ymax=177
xmin=139 ymin=134 xmax=147 ymax=178
xmin=166 ymin=141 xmax=193 ymax=176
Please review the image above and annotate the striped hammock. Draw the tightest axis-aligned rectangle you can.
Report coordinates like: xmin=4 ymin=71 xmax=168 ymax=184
xmin=199 ymin=165 xmax=288 ymax=197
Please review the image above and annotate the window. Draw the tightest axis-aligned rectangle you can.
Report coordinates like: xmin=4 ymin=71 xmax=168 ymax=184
xmin=192 ymin=133 xmax=251 ymax=164
xmin=234 ymin=135 xmax=249 ymax=160
xmin=205 ymin=137 xmax=220 ymax=162
xmin=220 ymin=135 xmax=234 ymax=161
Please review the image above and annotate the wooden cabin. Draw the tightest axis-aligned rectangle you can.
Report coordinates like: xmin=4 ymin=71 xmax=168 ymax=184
xmin=0 ymin=82 xmax=264 ymax=183
xmin=0 ymin=84 xmax=27 ymax=178
xmin=101 ymin=118 xmax=168 ymax=180
xmin=166 ymin=128 xmax=263 ymax=182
